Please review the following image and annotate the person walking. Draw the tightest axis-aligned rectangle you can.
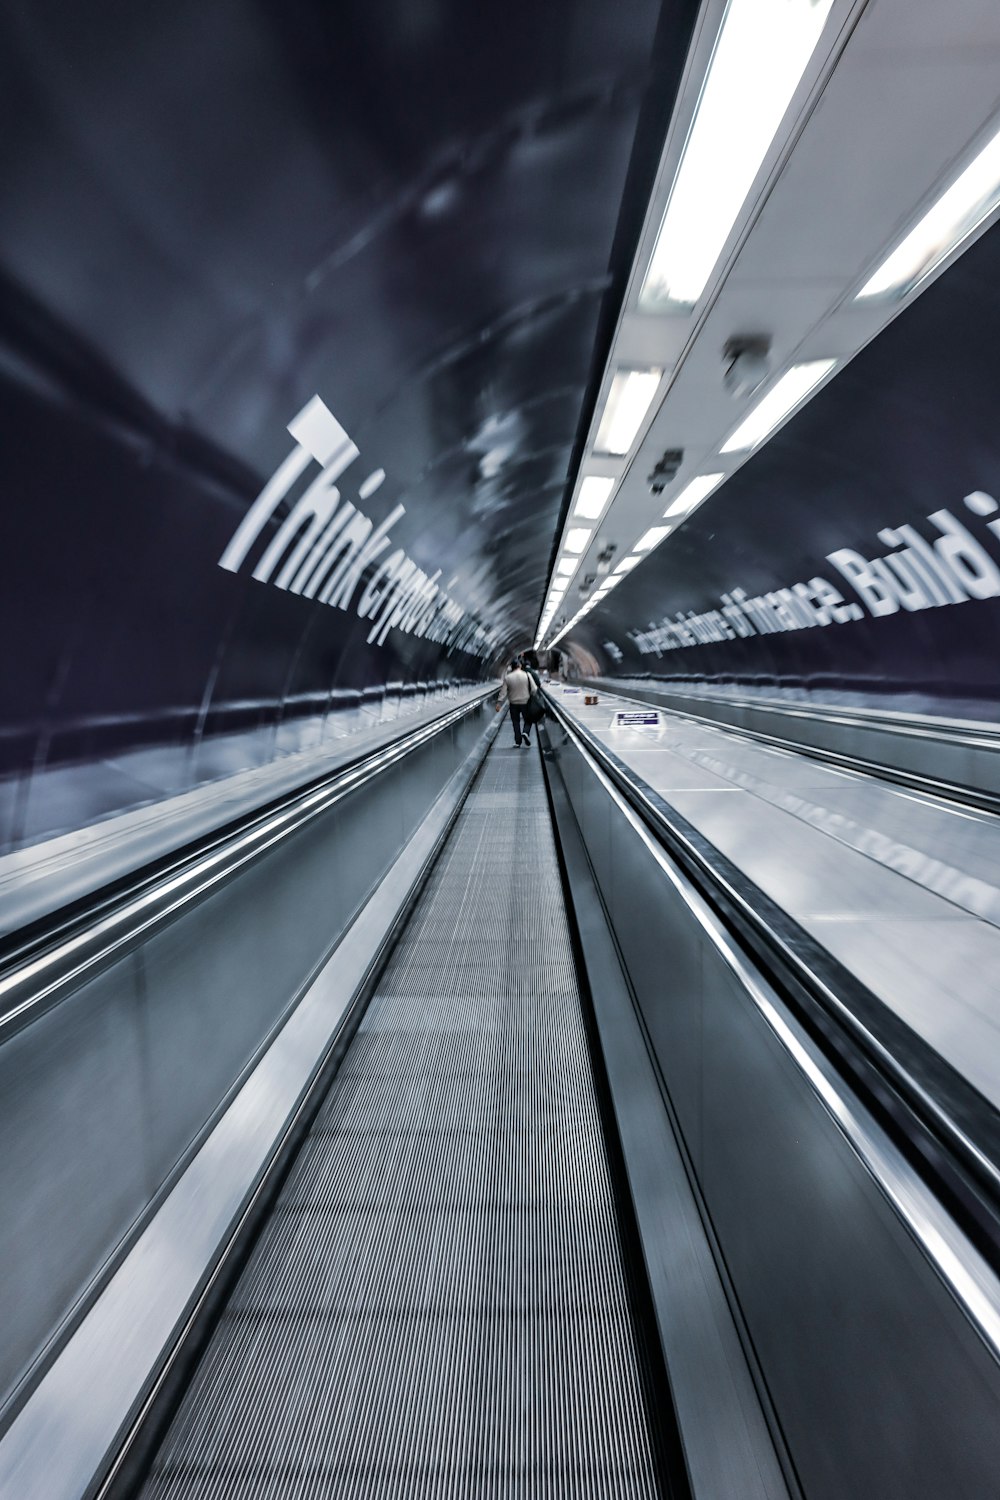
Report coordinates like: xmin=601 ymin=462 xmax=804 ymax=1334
xmin=496 ymin=658 xmax=537 ymax=747
xmin=519 ymin=653 xmax=541 ymax=692
xmin=519 ymin=651 xmax=552 ymax=727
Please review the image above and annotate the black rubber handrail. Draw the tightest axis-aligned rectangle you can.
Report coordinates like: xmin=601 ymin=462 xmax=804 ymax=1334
xmin=545 ymin=695 xmax=1000 ymax=1276
xmin=590 ymin=677 xmax=1000 ymax=817
xmin=0 ymin=691 xmax=491 ymax=1044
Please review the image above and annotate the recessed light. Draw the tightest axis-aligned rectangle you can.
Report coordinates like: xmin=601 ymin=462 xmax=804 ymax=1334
xmin=663 ymin=473 xmax=725 ymax=518
xmin=594 ymin=369 xmax=663 ymax=455
xmin=573 ymin=476 xmax=616 ymax=520
xmin=635 ymin=525 xmax=671 ymax=552
xmin=640 ymin=0 xmax=834 ymax=310
xmin=720 ymin=361 xmax=835 ymax=453
xmin=858 ymin=121 xmax=1000 ymax=300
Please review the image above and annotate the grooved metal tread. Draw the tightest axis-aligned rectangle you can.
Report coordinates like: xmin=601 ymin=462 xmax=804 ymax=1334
xmin=141 ymin=740 xmax=662 ymax=1498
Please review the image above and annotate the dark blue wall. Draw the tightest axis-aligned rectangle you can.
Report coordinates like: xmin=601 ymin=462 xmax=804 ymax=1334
xmin=0 ymin=0 xmax=695 ymax=838
xmin=570 ymin=217 xmax=1000 ymax=721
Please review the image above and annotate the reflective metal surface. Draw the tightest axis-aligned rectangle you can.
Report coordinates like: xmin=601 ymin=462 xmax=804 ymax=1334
xmin=560 ymin=689 xmax=1000 ymax=1111
xmin=0 ymin=699 xmax=489 ymax=1430
xmin=0 ymin=708 xmax=498 ymax=1500
xmin=545 ymin=697 xmax=1000 ymax=1499
xmin=589 ymin=679 xmax=1000 ymax=809
xmin=0 ymin=685 xmax=487 ymax=938
xmin=139 ymin=737 xmax=664 ymax=1499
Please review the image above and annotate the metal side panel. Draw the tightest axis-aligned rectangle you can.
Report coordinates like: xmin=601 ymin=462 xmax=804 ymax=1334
xmin=0 ymin=698 xmax=490 ymax=1433
xmin=546 ymin=703 xmax=1000 ymax=1500
xmin=0 ymin=715 xmax=499 ymax=1500
xmin=541 ymin=731 xmax=793 ymax=1500
xmin=138 ymin=740 xmax=667 ymax=1500
xmin=590 ymin=678 xmax=1000 ymax=808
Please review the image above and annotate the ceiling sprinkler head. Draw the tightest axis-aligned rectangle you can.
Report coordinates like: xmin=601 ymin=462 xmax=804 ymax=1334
xmin=595 ymin=541 xmax=617 ymax=575
xmin=647 ymin=448 xmax=684 ymax=495
xmin=723 ymin=336 xmax=771 ymax=399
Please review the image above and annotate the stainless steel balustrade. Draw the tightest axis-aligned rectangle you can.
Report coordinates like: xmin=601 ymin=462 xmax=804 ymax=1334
xmin=593 ymin=678 xmax=1000 ymax=808
xmin=0 ymin=692 xmax=491 ymax=1429
xmin=541 ymin=699 xmax=1000 ymax=1500
xmin=135 ymin=735 xmax=667 ymax=1500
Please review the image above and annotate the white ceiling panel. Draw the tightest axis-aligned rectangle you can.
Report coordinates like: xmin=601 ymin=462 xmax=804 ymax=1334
xmin=847 ymin=0 xmax=1000 ymax=54
xmin=733 ymin=61 xmax=1000 ymax=285
xmin=541 ymin=0 xmax=1000 ymax=649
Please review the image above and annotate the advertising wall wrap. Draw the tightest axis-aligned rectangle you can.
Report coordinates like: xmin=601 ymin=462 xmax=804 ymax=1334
xmin=0 ymin=0 xmax=692 ymax=845
xmin=572 ymin=217 xmax=1000 ymax=721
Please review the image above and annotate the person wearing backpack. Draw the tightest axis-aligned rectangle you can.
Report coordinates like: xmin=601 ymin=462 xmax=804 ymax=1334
xmin=496 ymin=658 xmax=538 ymax=747
xmin=519 ymin=653 xmax=541 ymax=691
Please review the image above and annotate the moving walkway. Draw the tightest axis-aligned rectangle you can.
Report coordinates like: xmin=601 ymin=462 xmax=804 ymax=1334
xmin=138 ymin=739 xmax=672 ymax=1498
xmin=2 ymin=693 xmax=1000 ymax=1499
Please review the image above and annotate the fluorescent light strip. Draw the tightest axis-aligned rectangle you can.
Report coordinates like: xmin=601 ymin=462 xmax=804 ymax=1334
xmin=594 ymin=369 xmax=663 ymax=455
xmin=641 ymin=0 xmax=833 ymax=309
xmin=614 ymin=554 xmax=642 ymax=574
xmin=663 ymin=472 xmax=724 ymax=518
xmin=635 ymin=525 xmax=670 ymax=552
xmin=564 ymin=527 xmax=593 ymax=554
xmin=555 ymin=558 xmax=577 ymax=577
xmin=720 ymin=360 xmax=835 ymax=453
xmin=859 ymin=121 xmax=1000 ymax=300
xmin=573 ymin=475 xmax=615 ymax=520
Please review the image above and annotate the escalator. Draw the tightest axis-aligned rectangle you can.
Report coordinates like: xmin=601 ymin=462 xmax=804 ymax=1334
xmin=137 ymin=737 xmax=676 ymax=1498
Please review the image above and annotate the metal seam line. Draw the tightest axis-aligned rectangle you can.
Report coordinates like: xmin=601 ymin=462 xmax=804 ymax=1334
xmin=556 ymin=705 xmax=1000 ymax=1364
xmin=140 ymin=738 xmax=662 ymax=1499
xmin=0 ymin=694 xmax=488 ymax=1037
xmin=556 ymin=702 xmax=1000 ymax=1193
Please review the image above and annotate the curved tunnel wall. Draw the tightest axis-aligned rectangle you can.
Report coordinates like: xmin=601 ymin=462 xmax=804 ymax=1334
xmin=0 ymin=0 xmax=694 ymax=849
xmin=569 ymin=217 xmax=1000 ymax=724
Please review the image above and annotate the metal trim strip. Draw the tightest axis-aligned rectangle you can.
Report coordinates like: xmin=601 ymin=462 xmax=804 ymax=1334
xmin=550 ymin=698 xmax=1000 ymax=1366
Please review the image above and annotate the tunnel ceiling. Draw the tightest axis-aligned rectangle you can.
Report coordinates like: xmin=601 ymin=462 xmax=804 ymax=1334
xmin=543 ymin=0 xmax=1000 ymax=653
xmin=0 ymin=0 xmax=695 ymax=654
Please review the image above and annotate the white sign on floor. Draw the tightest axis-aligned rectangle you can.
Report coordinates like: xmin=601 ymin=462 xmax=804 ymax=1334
xmin=613 ymin=709 xmax=661 ymax=728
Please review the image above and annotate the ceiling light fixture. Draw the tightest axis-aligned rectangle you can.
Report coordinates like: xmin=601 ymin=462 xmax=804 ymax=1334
xmin=640 ymin=0 xmax=834 ymax=310
xmin=595 ymin=541 xmax=617 ymax=575
xmin=720 ymin=360 xmax=835 ymax=453
xmin=614 ymin=554 xmax=642 ymax=574
xmin=647 ymin=448 xmax=684 ymax=496
xmin=594 ymin=369 xmax=663 ymax=455
xmin=573 ymin=475 xmax=616 ymax=520
xmin=663 ymin=472 xmax=725 ymax=518
xmin=556 ymin=558 xmax=577 ymax=577
xmin=635 ymin=525 xmax=671 ymax=552
xmin=564 ymin=527 xmax=593 ymax=554
xmin=857 ymin=121 xmax=1000 ymax=300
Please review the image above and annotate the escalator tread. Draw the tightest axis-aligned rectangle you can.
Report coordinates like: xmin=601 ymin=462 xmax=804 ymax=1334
xmin=140 ymin=740 xmax=662 ymax=1498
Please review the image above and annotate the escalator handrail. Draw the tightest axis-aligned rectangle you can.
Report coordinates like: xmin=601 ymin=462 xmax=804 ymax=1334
xmin=588 ymin=677 xmax=1000 ymax=817
xmin=0 ymin=690 xmax=491 ymax=1043
xmin=544 ymin=692 xmax=1000 ymax=1274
